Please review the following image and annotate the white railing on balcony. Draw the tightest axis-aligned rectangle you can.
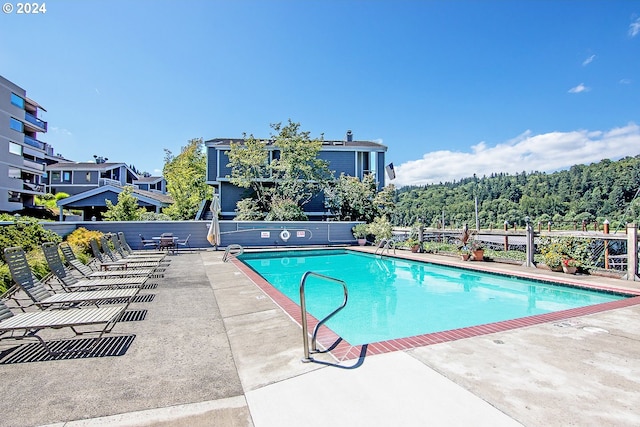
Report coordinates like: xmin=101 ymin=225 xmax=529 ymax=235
xmin=99 ymin=178 xmax=122 ymax=187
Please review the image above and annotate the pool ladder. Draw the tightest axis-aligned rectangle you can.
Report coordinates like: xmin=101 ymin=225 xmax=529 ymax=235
xmin=223 ymin=244 xmax=244 ymax=262
xmin=375 ymin=238 xmax=396 ymax=255
xmin=300 ymin=271 xmax=348 ymax=363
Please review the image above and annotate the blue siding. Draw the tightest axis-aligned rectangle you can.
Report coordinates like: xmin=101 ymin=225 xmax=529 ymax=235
xmin=377 ymin=152 xmax=386 ymax=190
xmin=220 ymin=182 xmax=251 ymax=216
xmin=319 ymin=151 xmax=356 ymax=177
xmin=218 ymin=150 xmax=233 ymax=178
xmin=207 ymin=147 xmax=218 ymax=181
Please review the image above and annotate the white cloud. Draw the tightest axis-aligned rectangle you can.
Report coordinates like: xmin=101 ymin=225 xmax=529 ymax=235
xmin=49 ymin=126 xmax=73 ymax=136
xmin=582 ymin=54 xmax=596 ymax=66
xmin=619 ymin=78 xmax=632 ymax=84
xmin=568 ymin=83 xmax=590 ymax=93
xmin=629 ymin=17 xmax=640 ymax=37
xmin=393 ymin=123 xmax=640 ymax=186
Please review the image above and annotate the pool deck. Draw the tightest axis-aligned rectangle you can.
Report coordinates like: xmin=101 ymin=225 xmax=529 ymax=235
xmin=2 ymin=248 xmax=640 ymax=426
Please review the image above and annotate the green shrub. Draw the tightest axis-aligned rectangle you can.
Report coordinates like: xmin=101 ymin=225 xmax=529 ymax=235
xmin=0 ymin=215 xmax=61 ymax=255
xmin=66 ymin=227 xmax=103 ymax=255
xmin=367 ymin=216 xmax=392 ymax=243
xmin=266 ymin=198 xmax=308 ymax=221
xmin=351 ymin=223 xmax=370 ymax=239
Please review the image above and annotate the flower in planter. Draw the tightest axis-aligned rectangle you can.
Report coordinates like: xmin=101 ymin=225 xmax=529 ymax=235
xmin=469 ymin=240 xmax=484 ymax=251
xmin=562 ymin=258 xmax=580 ymax=268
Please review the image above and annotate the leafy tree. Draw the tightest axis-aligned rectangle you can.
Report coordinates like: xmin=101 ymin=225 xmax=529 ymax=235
xmin=163 ymin=138 xmax=208 ymax=220
xmin=103 ymin=186 xmax=146 ymax=221
xmin=227 ymin=134 xmax=271 ymax=212
xmin=324 ymin=173 xmax=396 ymax=222
xmin=235 ymin=198 xmax=265 ymax=220
xmin=140 ymin=212 xmax=172 ymax=221
xmin=269 ymin=120 xmax=333 ymax=207
xmin=227 ymin=120 xmax=333 ymax=219
xmin=393 ymin=155 xmax=640 ymax=229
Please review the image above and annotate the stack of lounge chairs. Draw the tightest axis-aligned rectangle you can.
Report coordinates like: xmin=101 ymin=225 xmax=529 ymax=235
xmin=0 ymin=231 xmax=176 ymax=358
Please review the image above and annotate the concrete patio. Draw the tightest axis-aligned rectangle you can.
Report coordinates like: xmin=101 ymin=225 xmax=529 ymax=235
xmin=1 ymin=249 xmax=639 ymax=426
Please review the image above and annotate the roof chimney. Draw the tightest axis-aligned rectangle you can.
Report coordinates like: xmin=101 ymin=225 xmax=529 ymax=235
xmin=346 ymin=130 xmax=353 ymax=142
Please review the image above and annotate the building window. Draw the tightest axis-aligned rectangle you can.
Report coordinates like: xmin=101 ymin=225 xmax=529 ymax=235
xmin=86 ymin=172 xmax=92 ymax=182
xmin=10 ymin=117 xmax=23 ymax=132
xmin=62 ymin=171 xmax=72 ymax=183
xmin=51 ymin=171 xmax=61 ymax=182
xmin=11 ymin=93 xmax=25 ymax=109
xmin=8 ymin=168 xmax=21 ymax=179
xmin=8 ymin=191 xmax=21 ymax=203
xmin=9 ymin=142 xmax=22 ymax=155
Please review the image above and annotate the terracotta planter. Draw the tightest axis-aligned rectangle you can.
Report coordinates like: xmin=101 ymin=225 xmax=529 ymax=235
xmin=460 ymin=253 xmax=471 ymax=261
xmin=562 ymin=265 xmax=577 ymax=274
xmin=550 ymin=265 xmax=563 ymax=272
xmin=471 ymin=249 xmax=484 ymax=261
xmin=411 ymin=245 xmax=420 ymax=253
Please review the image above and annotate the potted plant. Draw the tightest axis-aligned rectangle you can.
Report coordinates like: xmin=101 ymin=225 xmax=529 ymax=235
xmin=469 ymin=240 xmax=485 ymax=261
xmin=543 ymin=251 xmax=563 ymax=271
xmin=405 ymin=238 xmax=421 ymax=253
xmin=352 ymin=223 xmax=369 ymax=246
xmin=459 ymin=247 xmax=471 ymax=261
xmin=562 ymin=258 xmax=579 ymax=274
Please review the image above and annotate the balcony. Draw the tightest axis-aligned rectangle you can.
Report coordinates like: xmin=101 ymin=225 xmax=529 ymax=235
xmin=23 ymin=135 xmax=46 ymax=150
xmin=24 ymin=112 xmax=47 ymax=131
xmin=23 ymin=158 xmax=45 ymax=171
xmin=99 ymin=178 xmax=123 ymax=187
xmin=23 ymin=180 xmax=44 ymax=193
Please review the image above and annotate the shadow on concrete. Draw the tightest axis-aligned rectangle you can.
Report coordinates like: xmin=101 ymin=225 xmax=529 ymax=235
xmin=0 ymin=334 xmax=136 ymax=364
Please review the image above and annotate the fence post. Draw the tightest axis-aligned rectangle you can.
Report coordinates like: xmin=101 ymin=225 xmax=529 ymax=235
xmin=503 ymin=221 xmax=509 ymax=251
xmin=603 ymin=220 xmax=609 ymax=270
xmin=525 ymin=221 xmax=535 ymax=268
xmin=626 ymin=223 xmax=639 ymax=281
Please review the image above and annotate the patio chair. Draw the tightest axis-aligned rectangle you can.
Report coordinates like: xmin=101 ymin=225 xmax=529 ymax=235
xmin=120 ymin=232 xmax=165 ymax=256
xmin=43 ymin=243 xmax=149 ymax=290
xmin=139 ymin=234 xmax=160 ymax=251
xmin=158 ymin=236 xmax=177 ymax=254
xmin=176 ymin=234 xmax=191 ymax=252
xmin=92 ymin=238 xmax=158 ymax=275
xmin=111 ymin=234 xmax=166 ymax=263
xmin=0 ymin=298 xmax=125 ymax=356
xmin=5 ymin=246 xmax=139 ymax=310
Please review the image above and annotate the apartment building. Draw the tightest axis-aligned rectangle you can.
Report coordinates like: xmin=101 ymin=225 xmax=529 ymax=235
xmin=0 ymin=75 xmax=64 ymax=213
xmin=205 ymin=130 xmax=387 ymax=219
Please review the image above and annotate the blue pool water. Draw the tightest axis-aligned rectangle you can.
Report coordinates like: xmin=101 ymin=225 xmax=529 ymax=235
xmin=239 ymin=249 xmax=625 ymax=345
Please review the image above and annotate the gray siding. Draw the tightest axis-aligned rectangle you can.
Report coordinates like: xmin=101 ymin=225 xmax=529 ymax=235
xmin=72 ymin=170 xmax=98 ymax=185
xmin=50 ymin=185 xmax=95 ymax=196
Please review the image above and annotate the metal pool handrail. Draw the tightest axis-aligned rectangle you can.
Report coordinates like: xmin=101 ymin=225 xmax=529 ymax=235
xmin=223 ymin=244 xmax=244 ymax=262
xmin=375 ymin=238 xmax=396 ymax=255
xmin=299 ymin=271 xmax=348 ymax=363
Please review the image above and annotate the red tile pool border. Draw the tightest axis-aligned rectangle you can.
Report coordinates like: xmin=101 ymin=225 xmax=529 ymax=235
xmin=231 ymin=255 xmax=640 ymax=362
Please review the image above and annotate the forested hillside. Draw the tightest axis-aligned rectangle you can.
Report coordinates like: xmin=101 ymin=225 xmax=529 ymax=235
xmin=392 ymin=155 xmax=640 ymax=229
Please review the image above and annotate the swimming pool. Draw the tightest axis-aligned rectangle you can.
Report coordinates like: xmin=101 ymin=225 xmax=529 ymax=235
xmin=238 ymin=249 xmax=628 ymax=346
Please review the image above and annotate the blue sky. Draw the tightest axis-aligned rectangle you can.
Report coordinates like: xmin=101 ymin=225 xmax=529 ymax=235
xmin=1 ymin=0 xmax=639 ymax=186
